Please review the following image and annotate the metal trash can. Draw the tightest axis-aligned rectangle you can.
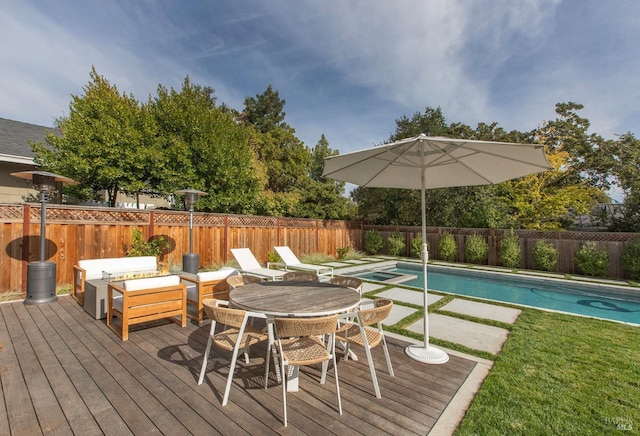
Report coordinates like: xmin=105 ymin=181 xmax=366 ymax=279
xmin=25 ymin=261 xmax=58 ymax=304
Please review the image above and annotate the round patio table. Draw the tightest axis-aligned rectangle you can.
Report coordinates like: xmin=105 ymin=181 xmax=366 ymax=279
xmin=229 ymin=279 xmax=361 ymax=391
xmin=229 ymin=280 xmax=361 ymax=317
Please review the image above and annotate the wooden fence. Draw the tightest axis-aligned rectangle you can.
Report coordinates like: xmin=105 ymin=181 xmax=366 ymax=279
xmin=0 ymin=203 xmax=362 ymax=294
xmin=1 ymin=203 xmax=637 ymax=294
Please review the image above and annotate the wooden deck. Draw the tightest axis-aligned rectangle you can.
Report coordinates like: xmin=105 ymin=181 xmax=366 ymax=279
xmin=0 ymin=296 xmax=478 ymax=435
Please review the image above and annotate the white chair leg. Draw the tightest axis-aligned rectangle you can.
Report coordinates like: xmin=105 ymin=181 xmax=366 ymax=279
xmin=198 ymin=337 xmax=213 ymax=385
xmin=361 ymin=325 xmax=381 ymax=399
xmin=333 ymin=353 xmax=342 ymax=415
xmin=198 ymin=320 xmax=216 ymax=385
xmin=264 ymin=343 xmax=271 ymax=389
xmin=281 ymin=360 xmax=288 ymax=427
xmin=379 ymin=322 xmax=394 ymax=377
xmin=222 ymin=319 xmax=249 ymax=406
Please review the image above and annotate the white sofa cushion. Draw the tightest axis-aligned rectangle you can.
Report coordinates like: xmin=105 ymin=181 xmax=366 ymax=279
xmin=123 ymin=274 xmax=181 ymax=291
xmin=78 ymin=256 xmax=158 ymax=280
xmin=196 ymin=267 xmax=238 ymax=282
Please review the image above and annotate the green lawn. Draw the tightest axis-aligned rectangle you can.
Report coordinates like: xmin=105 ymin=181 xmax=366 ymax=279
xmin=455 ymin=309 xmax=639 ymax=435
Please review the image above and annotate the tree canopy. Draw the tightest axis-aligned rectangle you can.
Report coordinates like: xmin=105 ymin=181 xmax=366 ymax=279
xmin=32 ymin=67 xmax=640 ymax=231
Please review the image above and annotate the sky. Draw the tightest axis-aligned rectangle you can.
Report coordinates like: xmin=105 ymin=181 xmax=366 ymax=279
xmin=1 ymin=0 xmax=638 ymax=156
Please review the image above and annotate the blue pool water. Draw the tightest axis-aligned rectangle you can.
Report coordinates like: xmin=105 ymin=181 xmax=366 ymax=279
xmin=357 ymin=264 xmax=640 ymax=325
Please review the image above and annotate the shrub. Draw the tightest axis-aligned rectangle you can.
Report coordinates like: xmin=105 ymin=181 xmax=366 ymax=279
xmin=124 ymin=228 xmax=169 ymax=258
xmin=499 ymin=229 xmax=521 ymax=268
xmin=387 ymin=232 xmax=406 ymax=256
xmin=411 ymin=235 xmax=426 ymax=258
xmin=439 ymin=233 xmax=457 ymax=262
xmin=574 ymin=241 xmax=609 ymax=277
xmin=621 ymin=237 xmax=640 ymax=280
xmin=533 ymin=239 xmax=558 ymax=272
xmin=266 ymin=251 xmax=281 ymax=263
xmin=465 ymin=233 xmax=489 ymax=264
xmin=336 ymin=247 xmax=350 ymax=259
xmin=364 ymin=230 xmax=384 ymax=255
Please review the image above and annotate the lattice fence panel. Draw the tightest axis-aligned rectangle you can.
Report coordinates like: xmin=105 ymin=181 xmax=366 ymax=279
xmin=227 ymin=215 xmax=279 ymax=227
xmin=0 ymin=204 xmax=23 ymax=222
xmin=28 ymin=205 xmax=150 ymax=224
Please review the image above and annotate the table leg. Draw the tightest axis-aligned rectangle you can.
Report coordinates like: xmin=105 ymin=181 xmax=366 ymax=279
xmin=267 ymin=318 xmax=301 ymax=392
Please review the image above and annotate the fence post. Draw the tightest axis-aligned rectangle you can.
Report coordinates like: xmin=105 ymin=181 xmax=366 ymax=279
xmin=224 ymin=215 xmax=229 ymax=263
xmin=149 ymin=211 xmax=155 ymax=237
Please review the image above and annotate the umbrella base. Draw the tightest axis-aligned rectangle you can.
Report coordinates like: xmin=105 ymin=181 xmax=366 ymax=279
xmin=405 ymin=344 xmax=449 ymax=364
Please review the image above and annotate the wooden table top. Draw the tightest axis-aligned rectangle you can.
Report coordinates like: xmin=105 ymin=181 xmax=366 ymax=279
xmin=229 ymin=280 xmax=361 ymax=317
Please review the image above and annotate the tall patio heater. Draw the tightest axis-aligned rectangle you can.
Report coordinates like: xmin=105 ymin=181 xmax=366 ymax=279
xmin=11 ymin=171 xmax=76 ymax=304
xmin=175 ymin=189 xmax=207 ymax=274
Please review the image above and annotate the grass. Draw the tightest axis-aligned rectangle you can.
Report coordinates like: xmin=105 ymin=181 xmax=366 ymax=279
xmin=455 ymin=309 xmax=640 ymax=435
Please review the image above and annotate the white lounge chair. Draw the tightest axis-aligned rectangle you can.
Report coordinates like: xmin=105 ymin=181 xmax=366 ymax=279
xmin=230 ymin=248 xmax=286 ymax=281
xmin=272 ymin=246 xmax=333 ymax=277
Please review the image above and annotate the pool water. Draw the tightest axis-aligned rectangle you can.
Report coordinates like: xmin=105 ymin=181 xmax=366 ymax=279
xmin=357 ymin=265 xmax=640 ymax=325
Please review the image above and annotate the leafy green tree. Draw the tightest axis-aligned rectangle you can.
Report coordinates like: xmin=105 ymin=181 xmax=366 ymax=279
xmin=353 ymin=103 xmax=613 ymax=230
xmin=293 ymin=135 xmax=351 ymax=219
xmin=605 ymin=133 xmax=640 ymax=231
xmin=149 ymin=78 xmax=263 ymax=214
xmin=34 ymin=66 xmax=161 ymax=206
xmin=244 ymin=84 xmax=286 ymax=134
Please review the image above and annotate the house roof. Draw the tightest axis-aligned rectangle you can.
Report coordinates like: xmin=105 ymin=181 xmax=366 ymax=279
xmin=0 ymin=117 xmax=59 ymax=164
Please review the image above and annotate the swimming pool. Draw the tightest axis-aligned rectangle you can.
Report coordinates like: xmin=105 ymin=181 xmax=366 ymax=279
xmin=355 ymin=263 xmax=640 ymax=325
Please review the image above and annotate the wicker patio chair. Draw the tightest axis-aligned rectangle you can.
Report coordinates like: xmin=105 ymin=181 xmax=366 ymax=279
xmin=198 ymin=299 xmax=270 ymax=406
xmin=274 ymin=314 xmax=342 ymax=426
xmin=330 ymin=276 xmax=364 ymax=295
xmin=336 ymin=298 xmax=394 ymax=399
xmin=282 ymin=271 xmax=319 ymax=282
xmin=226 ymin=274 xmax=263 ymax=290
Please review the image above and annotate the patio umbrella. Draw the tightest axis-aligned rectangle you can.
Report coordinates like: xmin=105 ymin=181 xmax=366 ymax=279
xmin=322 ymin=134 xmax=552 ymax=364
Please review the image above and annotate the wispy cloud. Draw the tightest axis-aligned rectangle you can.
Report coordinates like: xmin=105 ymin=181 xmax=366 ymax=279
xmin=0 ymin=0 xmax=637 ymax=149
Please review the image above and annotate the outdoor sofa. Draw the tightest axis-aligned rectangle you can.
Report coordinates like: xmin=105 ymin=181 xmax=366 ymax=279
xmin=72 ymin=256 xmax=165 ymax=319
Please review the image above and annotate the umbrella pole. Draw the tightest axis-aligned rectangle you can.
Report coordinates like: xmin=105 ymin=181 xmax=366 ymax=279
xmin=405 ymin=157 xmax=449 ymax=364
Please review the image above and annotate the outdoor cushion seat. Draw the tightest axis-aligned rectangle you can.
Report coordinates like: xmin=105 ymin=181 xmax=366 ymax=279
xmin=181 ymin=267 xmax=239 ymax=322
xmin=107 ymin=275 xmax=187 ymax=341
xmin=73 ymin=256 xmax=161 ymax=304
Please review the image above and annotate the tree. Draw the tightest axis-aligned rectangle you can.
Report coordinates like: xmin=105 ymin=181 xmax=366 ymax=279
xmin=605 ymin=133 xmax=640 ymax=231
xmin=243 ymin=84 xmax=286 ymax=134
xmin=294 ymin=134 xmax=351 ymax=219
xmin=149 ymin=78 xmax=263 ymax=214
xmin=33 ymin=66 xmax=159 ymax=206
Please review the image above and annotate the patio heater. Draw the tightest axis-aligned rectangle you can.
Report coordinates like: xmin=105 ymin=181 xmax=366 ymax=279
xmin=11 ymin=171 xmax=76 ymax=304
xmin=175 ymin=189 xmax=207 ymax=274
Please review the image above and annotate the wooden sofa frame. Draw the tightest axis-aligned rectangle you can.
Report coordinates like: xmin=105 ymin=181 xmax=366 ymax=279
xmin=72 ymin=256 xmax=163 ymax=305
xmin=106 ymin=280 xmax=187 ymax=341
xmin=180 ymin=275 xmax=230 ymax=323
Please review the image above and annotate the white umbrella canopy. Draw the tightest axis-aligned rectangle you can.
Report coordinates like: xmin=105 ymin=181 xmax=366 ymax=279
xmin=323 ymin=134 xmax=552 ymax=364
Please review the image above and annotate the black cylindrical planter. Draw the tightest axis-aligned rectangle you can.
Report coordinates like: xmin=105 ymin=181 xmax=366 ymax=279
xmin=183 ymin=253 xmax=200 ymax=274
xmin=25 ymin=261 xmax=58 ymax=305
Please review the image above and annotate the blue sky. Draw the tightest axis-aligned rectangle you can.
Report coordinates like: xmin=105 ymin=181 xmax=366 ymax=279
xmin=1 ymin=0 xmax=638 ymax=155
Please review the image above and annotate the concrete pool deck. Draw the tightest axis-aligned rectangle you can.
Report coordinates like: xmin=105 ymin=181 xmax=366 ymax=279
xmin=357 ymin=279 xmax=514 ymax=436
xmin=336 ymin=263 xmax=522 ymax=435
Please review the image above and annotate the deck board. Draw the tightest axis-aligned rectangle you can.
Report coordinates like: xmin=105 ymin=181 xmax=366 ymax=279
xmin=0 ymin=296 xmax=478 ymax=435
